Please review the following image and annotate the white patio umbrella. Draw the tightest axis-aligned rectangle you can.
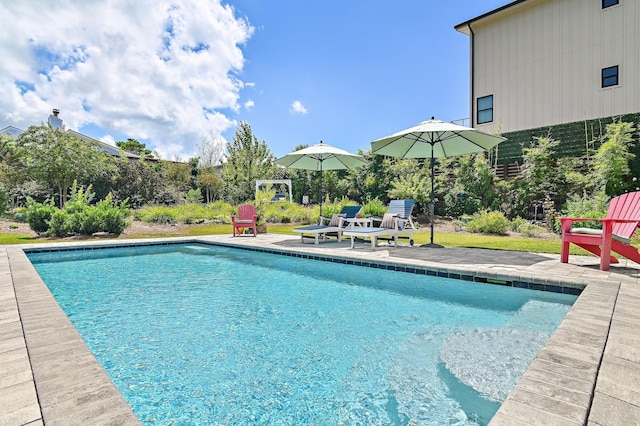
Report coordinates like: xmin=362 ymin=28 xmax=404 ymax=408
xmin=275 ymin=141 xmax=367 ymax=218
xmin=371 ymin=117 xmax=506 ymax=247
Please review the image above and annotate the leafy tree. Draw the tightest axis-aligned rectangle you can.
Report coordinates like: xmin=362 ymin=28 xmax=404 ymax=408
xmin=0 ymin=134 xmax=44 ymax=208
xmin=0 ymin=184 xmax=8 ymax=215
xmin=0 ymin=133 xmax=14 ymax=162
xmin=222 ymin=122 xmax=276 ymax=204
xmin=163 ymin=161 xmax=193 ymax=193
xmin=387 ymin=171 xmax=431 ymax=205
xmin=98 ymin=156 xmax=168 ymax=208
xmin=14 ymin=125 xmax=109 ymax=207
xmin=499 ymin=136 xmax=567 ymax=219
xmin=386 ymin=158 xmax=431 ymax=213
xmin=592 ymin=120 xmax=636 ymax=196
xmin=520 ymin=136 xmax=561 ymax=203
xmin=339 ymin=152 xmax=393 ymax=205
xmin=442 ymin=153 xmax=498 ymax=217
xmin=197 ymin=167 xmax=224 ymax=203
xmin=116 ymin=138 xmax=154 ymax=158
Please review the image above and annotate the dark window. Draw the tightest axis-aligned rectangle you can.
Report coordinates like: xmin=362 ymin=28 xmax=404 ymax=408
xmin=602 ymin=0 xmax=619 ymax=8
xmin=602 ymin=66 xmax=619 ymax=87
xmin=477 ymin=95 xmax=493 ymax=124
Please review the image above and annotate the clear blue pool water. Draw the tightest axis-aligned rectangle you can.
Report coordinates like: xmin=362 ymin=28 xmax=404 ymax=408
xmin=28 ymin=243 xmax=577 ymax=425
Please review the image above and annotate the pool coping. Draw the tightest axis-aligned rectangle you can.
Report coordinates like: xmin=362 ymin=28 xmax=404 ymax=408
xmin=2 ymin=234 xmax=640 ymax=425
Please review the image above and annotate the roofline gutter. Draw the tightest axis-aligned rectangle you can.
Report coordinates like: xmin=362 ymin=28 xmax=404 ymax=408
xmin=454 ymin=0 xmax=530 ymax=34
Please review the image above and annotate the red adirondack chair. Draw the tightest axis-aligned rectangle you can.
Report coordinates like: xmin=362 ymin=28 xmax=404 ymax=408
xmin=231 ymin=204 xmax=258 ymax=237
xmin=560 ymin=191 xmax=640 ymax=270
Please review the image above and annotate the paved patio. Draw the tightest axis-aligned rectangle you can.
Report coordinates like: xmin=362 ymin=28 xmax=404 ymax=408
xmin=1 ymin=234 xmax=639 ymax=425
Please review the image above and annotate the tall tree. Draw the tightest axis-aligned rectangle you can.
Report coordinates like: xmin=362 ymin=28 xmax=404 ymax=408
xmin=116 ymin=138 xmax=154 ymax=158
xmin=14 ymin=125 xmax=109 ymax=207
xmin=197 ymin=131 xmax=226 ymax=168
xmin=593 ymin=120 xmax=636 ymax=196
xmin=197 ymin=167 xmax=223 ymax=203
xmin=222 ymin=122 xmax=276 ymax=204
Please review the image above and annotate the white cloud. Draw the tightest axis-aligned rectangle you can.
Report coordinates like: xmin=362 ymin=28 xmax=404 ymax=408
xmin=244 ymin=99 xmax=255 ymax=110
xmin=99 ymin=134 xmax=117 ymax=147
xmin=0 ymin=0 xmax=254 ymax=159
xmin=290 ymin=100 xmax=308 ymax=115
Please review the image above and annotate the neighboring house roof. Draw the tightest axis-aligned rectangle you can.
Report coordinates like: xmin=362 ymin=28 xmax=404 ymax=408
xmin=66 ymin=129 xmax=141 ymax=160
xmin=454 ymin=0 xmax=532 ymax=34
xmin=2 ymin=116 xmax=144 ymax=161
xmin=0 ymin=126 xmax=25 ymax=138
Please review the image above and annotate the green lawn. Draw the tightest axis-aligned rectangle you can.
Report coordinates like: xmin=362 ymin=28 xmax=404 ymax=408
xmin=266 ymin=224 xmax=566 ymax=254
xmin=0 ymin=222 xmax=590 ymax=256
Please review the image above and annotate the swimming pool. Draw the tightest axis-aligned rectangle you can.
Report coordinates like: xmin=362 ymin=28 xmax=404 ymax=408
xmin=28 ymin=243 xmax=577 ymax=425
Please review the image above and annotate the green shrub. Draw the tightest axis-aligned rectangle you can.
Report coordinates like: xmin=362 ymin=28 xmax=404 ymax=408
xmin=183 ymin=188 xmax=203 ymax=204
xmin=510 ymin=216 xmax=528 ymax=232
xmin=209 ymin=200 xmax=234 ymax=217
xmin=97 ymin=195 xmax=129 ymax=234
xmin=26 ymin=187 xmax=130 ymax=236
xmin=451 ymin=219 xmax=466 ymax=232
xmin=519 ymin=223 xmax=546 ymax=238
xmin=151 ymin=214 xmax=176 ymax=225
xmin=48 ymin=210 xmax=71 ymax=237
xmin=466 ymin=210 xmax=510 ymax=235
xmin=12 ymin=207 xmax=28 ymax=222
xmin=135 ymin=206 xmax=177 ymax=224
xmin=361 ymin=197 xmax=386 ymax=217
xmin=0 ymin=186 xmax=8 ymax=216
xmin=134 ymin=201 xmax=235 ymax=225
xmin=26 ymin=198 xmax=57 ymax=234
xmin=560 ymin=190 xmax=609 ymax=230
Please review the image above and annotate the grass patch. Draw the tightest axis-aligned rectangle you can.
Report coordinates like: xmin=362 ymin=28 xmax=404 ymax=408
xmin=0 ymin=233 xmax=38 ymax=245
xmin=257 ymin=225 xmax=567 ymax=254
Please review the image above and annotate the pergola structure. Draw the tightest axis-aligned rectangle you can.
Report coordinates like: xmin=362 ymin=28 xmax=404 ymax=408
xmin=255 ymin=179 xmax=293 ymax=202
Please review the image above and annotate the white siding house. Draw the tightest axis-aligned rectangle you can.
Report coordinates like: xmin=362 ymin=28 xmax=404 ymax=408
xmin=455 ymin=0 xmax=640 ymax=135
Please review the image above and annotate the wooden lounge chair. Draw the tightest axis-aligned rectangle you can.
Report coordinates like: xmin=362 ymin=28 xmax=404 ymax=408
xmin=293 ymin=206 xmax=361 ymax=244
xmin=560 ymin=191 xmax=640 ymax=270
xmin=231 ymin=204 xmax=258 ymax=237
xmin=343 ymin=213 xmax=400 ymax=249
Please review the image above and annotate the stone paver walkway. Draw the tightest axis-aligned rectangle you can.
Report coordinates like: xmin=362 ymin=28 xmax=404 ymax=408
xmin=1 ymin=234 xmax=639 ymax=425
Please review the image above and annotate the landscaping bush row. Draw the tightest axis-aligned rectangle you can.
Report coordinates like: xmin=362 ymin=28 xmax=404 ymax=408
xmin=26 ymin=185 xmax=129 ymax=237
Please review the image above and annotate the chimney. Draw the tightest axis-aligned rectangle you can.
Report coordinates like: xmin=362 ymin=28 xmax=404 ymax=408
xmin=48 ymin=109 xmax=64 ymax=130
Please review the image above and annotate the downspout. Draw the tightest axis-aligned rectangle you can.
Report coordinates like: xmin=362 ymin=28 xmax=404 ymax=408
xmin=468 ymin=22 xmax=475 ymax=127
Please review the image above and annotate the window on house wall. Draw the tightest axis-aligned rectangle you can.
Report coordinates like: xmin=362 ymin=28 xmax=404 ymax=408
xmin=477 ymin=95 xmax=493 ymax=124
xmin=602 ymin=66 xmax=619 ymax=87
xmin=602 ymin=0 xmax=619 ymax=8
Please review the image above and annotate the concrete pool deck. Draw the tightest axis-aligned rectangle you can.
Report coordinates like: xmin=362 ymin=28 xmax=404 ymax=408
xmin=1 ymin=234 xmax=639 ymax=425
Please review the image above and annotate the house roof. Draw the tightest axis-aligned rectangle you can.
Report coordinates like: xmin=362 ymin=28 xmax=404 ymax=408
xmin=66 ymin=129 xmax=141 ymax=160
xmin=3 ymin=110 xmax=158 ymax=161
xmin=1 ymin=124 xmax=141 ymax=160
xmin=454 ymin=0 xmax=533 ymax=35
xmin=0 ymin=126 xmax=25 ymax=138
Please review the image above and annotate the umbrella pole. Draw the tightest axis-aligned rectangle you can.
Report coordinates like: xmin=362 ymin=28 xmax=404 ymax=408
xmin=422 ymin=150 xmax=444 ymax=248
xmin=430 ymin=154 xmax=435 ymax=244
xmin=319 ymin=159 xmax=323 ymax=219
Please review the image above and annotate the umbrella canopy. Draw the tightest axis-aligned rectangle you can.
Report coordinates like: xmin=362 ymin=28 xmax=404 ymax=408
xmin=275 ymin=141 xmax=366 ymax=217
xmin=371 ymin=117 xmax=507 ymax=247
xmin=276 ymin=141 xmax=367 ymax=171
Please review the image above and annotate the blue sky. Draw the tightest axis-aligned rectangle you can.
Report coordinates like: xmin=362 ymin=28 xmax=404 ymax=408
xmin=0 ymin=0 xmax=508 ymax=159
xmin=229 ymin=0 xmax=507 ymax=157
